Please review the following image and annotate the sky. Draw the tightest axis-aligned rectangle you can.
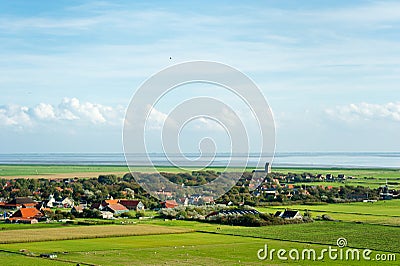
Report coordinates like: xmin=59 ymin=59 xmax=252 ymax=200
xmin=0 ymin=0 xmax=399 ymax=153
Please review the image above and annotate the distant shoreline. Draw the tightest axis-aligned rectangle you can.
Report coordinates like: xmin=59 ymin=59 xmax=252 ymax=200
xmin=1 ymin=152 xmax=399 ymax=169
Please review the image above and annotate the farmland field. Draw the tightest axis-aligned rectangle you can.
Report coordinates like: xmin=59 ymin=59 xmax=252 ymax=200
xmin=256 ymin=200 xmax=400 ymax=225
xmin=0 ymin=222 xmax=398 ymax=265
xmin=0 ymin=207 xmax=399 ymax=265
xmin=0 ymin=224 xmax=192 ymax=244
xmin=0 ymin=164 xmax=250 ymax=178
xmin=1 ymin=164 xmax=400 ymax=179
xmin=275 ymin=168 xmax=400 ymax=179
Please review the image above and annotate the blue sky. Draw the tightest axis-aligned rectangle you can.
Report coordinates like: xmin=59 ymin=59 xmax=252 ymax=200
xmin=0 ymin=0 xmax=399 ymax=153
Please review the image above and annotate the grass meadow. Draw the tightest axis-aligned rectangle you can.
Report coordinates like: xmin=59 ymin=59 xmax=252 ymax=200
xmin=275 ymin=168 xmax=400 ymax=179
xmin=1 ymin=164 xmax=400 ymax=178
xmin=0 ymin=164 xmax=252 ymax=178
xmin=0 ymin=223 xmax=398 ymax=265
xmin=256 ymin=200 xmax=400 ymax=226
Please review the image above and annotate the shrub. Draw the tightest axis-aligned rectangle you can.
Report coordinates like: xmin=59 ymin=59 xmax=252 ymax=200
xmin=120 ymin=212 xmax=136 ymax=219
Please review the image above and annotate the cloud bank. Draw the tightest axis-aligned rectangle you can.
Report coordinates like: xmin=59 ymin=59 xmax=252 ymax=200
xmin=326 ymin=102 xmax=400 ymax=123
xmin=0 ymin=97 xmax=125 ymax=128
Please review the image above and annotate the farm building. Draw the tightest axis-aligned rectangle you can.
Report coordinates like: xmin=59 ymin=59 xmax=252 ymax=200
xmin=4 ymin=197 xmax=37 ymax=209
xmin=119 ymin=200 xmax=145 ymax=211
xmin=161 ymin=200 xmax=179 ymax=208
xmin=100 ymin=211 xmax=114 ymax=219
xmin=71 ymin=205 xmax=85 ymax=214
xmin=6 ymin=207 xmax=44 ymax=224
xmin=206 ymin=209 xmax=260 ymax=220
xmin=103 ymin=204 xmax=129 ymax=215
xmin=275 ymin=210 xmax=303 ymax=220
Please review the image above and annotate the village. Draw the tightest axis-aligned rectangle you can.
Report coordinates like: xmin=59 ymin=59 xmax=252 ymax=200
xmin=0 ymin=170 xmax=397 ymax=225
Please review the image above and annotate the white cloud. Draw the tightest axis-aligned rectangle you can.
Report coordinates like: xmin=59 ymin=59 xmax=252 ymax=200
xmin=59 ymin=97 xmax=107 ymax=124
xmin=192 ymin=117 xmax=226 ymax=132
xmin=0 ymin=98 xmax=124 ymax=129
xmin=326 ymin=102 xmax=400 ymax=123
xmin=0 ymin=104 xmax=32 ymax=127
xmin=32 ymin=103 xmax=56 ymax=120
xmin=147 ymin=105 xmax=168 ymax=130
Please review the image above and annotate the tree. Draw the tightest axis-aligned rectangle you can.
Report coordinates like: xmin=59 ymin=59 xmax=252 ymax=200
xmin=98 ymin=175 xmax=117 ymax=185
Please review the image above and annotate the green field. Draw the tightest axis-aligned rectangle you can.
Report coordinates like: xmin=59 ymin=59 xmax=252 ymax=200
xmin=1 ymin=201 xmax=399 ymax=265
xmin=295 ymin=181 xmax=400 ymax=189
xmin=0 ymin=165 xmax=129 ymax=177
xmin=1 ymin=202 xmax=399 ymax=265
xmin=0 ymin=222 xmax=398 ymax=265
xmin=1 ymin=164 xmax=400 ymax=178
xmin=256 ymin=200 xmax=400 ymax=225
xmin=274 ymin=168 xmax=400 ymax=179
xmin=0 ymin=164 xmax=252 ymax=177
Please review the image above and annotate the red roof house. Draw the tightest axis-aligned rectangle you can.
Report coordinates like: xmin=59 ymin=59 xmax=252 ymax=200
xmin=7 ymin=207 xmax=43 ymax=224
xmin=103 ymin=203 xmax=129 ymax=214
xmin=161 ymin=200 xmax=178 ymax=208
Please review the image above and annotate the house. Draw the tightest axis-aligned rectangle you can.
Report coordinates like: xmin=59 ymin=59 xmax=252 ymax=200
xmin=103 ymin=204 xmax=129 ymax=215
xmin=154 ymin=190 xmax=173 ymax=198
xmin=5 ymin=197 xmax=37 ymax=209
xmin=188 ymin=195 xmax=202 ymax=205
xmin=275 ymin=210 xmax=303 ymax=220
xmin=380 ymin=183 xmax=393 ymax=200
xmin=40 ymin=254 xmax=57 ymax=259
xmin=179 ymin=197 xmax=189 ymax=206
xmin=45 ymin=194 xmax=57 ymax=208
xmin=39 ymin=207 xmax=52 ymax=214
xmin=71 ymin=205 xmax=84 ymax=214
xmin=326 ymin=174 xmax=334 ymax=180
xmin=60 ymin=197 xmax=74 ymax=208
xmin=6 ymin=207 xmax=44 ymax=224
xmin=119 ymin=200 xmax=145 ymax=211
xmin=90 ymin=202 xmax=102 ymax=210
xmin=100 ymin=211 xmax=114 ymax=219
xmin=102 ymin=199 xmax=119 ymax=207
xmin=161 ymin=200 xmax=178 ymax=208
xmin=200 ymin=196 xmax=214 ymax=204
xmin=262 ymin=188 xmax=279 ymax=199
